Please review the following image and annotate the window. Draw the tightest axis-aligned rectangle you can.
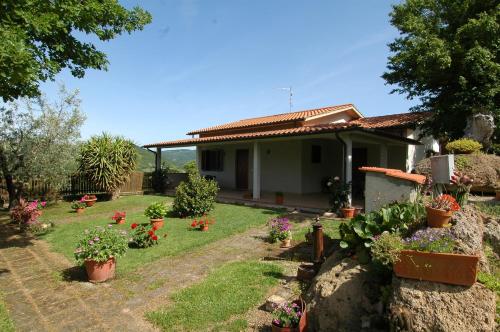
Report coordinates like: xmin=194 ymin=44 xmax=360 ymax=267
xmin=201 ymin=150 xmax=224 ymax=171
xmin=311 ymin=145 xmax=322 ymax=163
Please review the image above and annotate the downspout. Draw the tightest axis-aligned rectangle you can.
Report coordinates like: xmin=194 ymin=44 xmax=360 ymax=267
xmin=335 ymin=132 xmax=347 ymax=183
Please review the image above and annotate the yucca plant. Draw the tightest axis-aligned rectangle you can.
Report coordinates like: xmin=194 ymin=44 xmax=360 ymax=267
xmin=79 ymin=133 xmax=138 ymax=199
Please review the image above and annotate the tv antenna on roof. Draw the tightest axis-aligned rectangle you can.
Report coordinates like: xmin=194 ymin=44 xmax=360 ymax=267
xmin=278 ymin=86 xmax=293 ymax=113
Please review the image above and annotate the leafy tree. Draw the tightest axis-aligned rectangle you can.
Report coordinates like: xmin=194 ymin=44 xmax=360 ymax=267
xmin=383 ymin=0 xmax=499 ymax=140
xmin=0 ymin=86 xmax=85 ymax=207
xmin=0 ymin=0 xmax=152 ymax=102
xmin=183 ymin=160 xmax=199 ymax=175
xmin=79 ymin=134 xmax=138 ymax=199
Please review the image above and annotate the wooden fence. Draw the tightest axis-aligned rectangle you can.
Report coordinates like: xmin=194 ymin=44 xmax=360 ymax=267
xmin=0 ymin=171 xmax=152 ymax=201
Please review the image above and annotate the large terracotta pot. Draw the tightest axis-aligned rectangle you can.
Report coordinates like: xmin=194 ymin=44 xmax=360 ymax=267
xmin=271 ymin=299 xmax=307 ymax=332
xmin=280 ymin=238 xmax=291 ymax=248
xmin=275 ymin=195 xmax=284 ymax=205
xmin=200 ymin=224 xmax=208 ymax=232
xmin=84 ymin=198 xmax=97 ymax=207
xmin=426 ymin=206 xmax=453 ymax=228
xmin=116 ymin=218 xmax=125 ymax=225
xmin=84 ymin=257 xmax=116 ymax=283
xmin=75 ymin=208 xmax=85 ymax=214
xmin=340 ymin=207 xmax=355 ymax=219
xmin=150 ymin=218 xmax=164 ymax=229
xmin=394 ymin=250 xmax=479 ymax=286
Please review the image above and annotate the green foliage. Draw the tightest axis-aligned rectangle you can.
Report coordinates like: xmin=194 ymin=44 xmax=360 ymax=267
xmin=404 ymin=228 xmax=456 ymax=253
xmin=370 ymin=232 xmax=404 ymax=266
xmin=144 ymin=202 xmax=168 ymax=219
xmin=129 ymin=223 xmax=159 ymax=248
xmin=489 ymin=143 xmax=500 ymax=156
xmin=152 ymin=164 xmax=170 ymax=193
xmin=146 ymin=261 xmax=282 ymax=331
xmin=74 ymin=225 xmax=128 ymax=263
xmin=0 ymin=0 xmax=151 ymax=101
xmin=183 ymin=160 xmax=198 ymax=175
xmin=79 ymin=134 xmax=138 ymax=194
xmin=327 ymin=178 xmax=351 ymax=212
xmin=172 ymin=173 xmax=219 ymax=217
xmin=383 ymin=0 xmax=499 ymax=140
xmin=71 ymin=201 xmax=86 ymax=210
xmin=0 ymin=87 xmax=85 ymax=206
xmin=339 ymin=200 xmax=425 ymax=250
xmin=0 ymin=292 xmax=14 ymax=332
xmin=454 ymin=155 xmax=471 ymax=170
xmin=446 ymin=138 xmax=483 ymax=154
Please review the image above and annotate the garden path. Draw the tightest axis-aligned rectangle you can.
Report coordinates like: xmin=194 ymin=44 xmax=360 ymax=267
xmin=0 ymin=212 xmax=314 ymax=331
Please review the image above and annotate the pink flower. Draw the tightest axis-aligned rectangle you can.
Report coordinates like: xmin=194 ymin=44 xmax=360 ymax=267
xmin=41 ymin=201 xmax=47 ymax=207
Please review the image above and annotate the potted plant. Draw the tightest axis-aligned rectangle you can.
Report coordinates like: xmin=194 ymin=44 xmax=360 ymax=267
xmin=82 ymin=194 xmax=97 ymax=207
xmin=71 ymin=200 xmax=86 ymax=213
xmin=269 ymin=217 xmax=292 ymax=248
xmin=74 ymin=225 xmax=128 ymax=282
xmin=190 ymin=214 xmax=215 ymax=231
xmin=129 ymin=223 xmax=159 ymax=248
xmin=145 ymin=202 xmax=168 ymax=229
xmin=275 ymin=192 xmax=284 ymax=205
xmin=271 ymin=299 xmax=307 ymax=332
xmin=371 ymin=229 xmax=479 ymax=286
xmin=111 ymin=211 xmax=126 ymax=224
xmin=426 ymin=194 xmax=460 ymax=227
xmin=450 ymin=171 xmax=473 ymax=206
xmin=340 ymin=203 xmax=355 ymax=219
xmin=326 ymin=177 xmax=353 ymax=218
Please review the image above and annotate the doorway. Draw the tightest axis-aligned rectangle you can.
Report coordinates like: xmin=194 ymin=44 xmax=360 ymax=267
xmin=352 ymin=148 xmax=368 ymax=199
xmin=235 ymin=149 xmax=249 ymax=190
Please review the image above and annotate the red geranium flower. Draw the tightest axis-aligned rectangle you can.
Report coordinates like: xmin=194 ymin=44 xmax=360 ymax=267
xmin=191 ymin=220 xmax=197 ymax=228
xmin=152 ymin=235 xmax=158 ymax=241
xmin=152 ymin=225 xmax=159 ymax=231
xmin=131 ymin=223 xmax=138 ymax=229
xmin=148 ymin=230 xmax=154 ymax=236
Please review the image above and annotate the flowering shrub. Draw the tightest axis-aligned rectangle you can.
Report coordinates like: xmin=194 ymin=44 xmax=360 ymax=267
xmin=450 ymin=171 xmax=473 ymax=206
xmin=268 ymin=217 xmax=292 ymax=242
xmin=82 ymin=194 xmax=97 ymax=201
xmin=30 ymin=200 xmax=47 ymax=210
xmin=27 ymin=221 xmax=55 ymax=235
xmin=10 ymin=199 xmax=41 ymax=229
xmin=71 ymin=200 xmax=86 ymax=210
xmin=111 ymin=211 xmax=126 ymax=221
xmin=326 ymin=177 xmax=351 ymax=212
xmin=74 ymin=225 xmax=128 ymax=263
xmin=144 ymin=202 xmax=168 ymax=219
xmin=429 ymin=194 xmax=460 ymax=212
xmin=272 ymin=301 xmax=303 ymax=328
xmin=371 ymin=232 xmax=404 ymax=265
xmin=403 ymin=228 xmax=456 ymax=253
xmin=129 ymin=223 xmax=159 ymax=248
xmin=190 ymin=214 xmax=215 ymax=229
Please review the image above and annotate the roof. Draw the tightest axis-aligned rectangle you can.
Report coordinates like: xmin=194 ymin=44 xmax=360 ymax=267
xmin=359 ymin=167 xmax=426 ymax=185
xmin=187 ymin=103 xmax=358 ymax=135
xmin=143 ymin=123 xmax=421 ymax=148
xmin=351 ymin=111 xmax=430 ymax=129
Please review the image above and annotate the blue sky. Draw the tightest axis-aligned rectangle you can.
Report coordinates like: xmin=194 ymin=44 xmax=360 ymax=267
xmin=40 ymin=0 xmax=414 ymax=146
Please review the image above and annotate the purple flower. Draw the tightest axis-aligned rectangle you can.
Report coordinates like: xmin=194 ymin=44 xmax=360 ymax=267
xmin=107 ymin=224 xmax=113 ymax=228
xmin=88 ymin=240 xmax=94 ymax=245
xmin=94 ymin=237 xmax=100 ymax=242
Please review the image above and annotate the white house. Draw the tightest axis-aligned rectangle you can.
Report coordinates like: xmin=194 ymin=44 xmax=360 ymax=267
xmin=144 ymin=104 xmax=438 ymax=209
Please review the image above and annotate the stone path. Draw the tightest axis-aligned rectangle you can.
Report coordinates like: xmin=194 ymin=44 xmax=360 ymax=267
xmin=0 ymin=212 xmax=315 ymax=331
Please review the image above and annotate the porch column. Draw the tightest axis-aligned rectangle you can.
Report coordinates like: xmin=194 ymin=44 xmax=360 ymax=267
xmin=196 ymin=146 xmax=202 ymax=170
xmin=253 ymin=141 xmax=261 ymax=200
xmin=380 ymin=145 xmax=388 ymax=168
xmin=344 ymin=136 xmax=352 ymax=204
xmin=155 ymin=147 xmax=162 ymax=171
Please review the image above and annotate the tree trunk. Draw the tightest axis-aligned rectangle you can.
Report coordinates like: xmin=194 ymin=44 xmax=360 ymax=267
xmin=111 ymin=189 xmax=120 ymax=200
xmin=5 ymin=174 xmax=17 ymax=209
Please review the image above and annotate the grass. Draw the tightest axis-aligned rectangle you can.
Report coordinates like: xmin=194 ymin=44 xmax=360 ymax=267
xmin=477 ymin=243 xmax=500 ymax=323
xmin=291 ymin=218 xmax=343 ymax=241
xmin=472 ymin=201 xmax=500 ymax=218
xmin=0 ymin=294 xmax=14 ymax=332
xmin=146 ymin=260 xmax=282 ymax=331
xmin=40 ymin=195 xmax=279 ymax=274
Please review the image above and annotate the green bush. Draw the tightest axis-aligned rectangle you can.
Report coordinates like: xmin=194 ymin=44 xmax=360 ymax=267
xmin=172 ymin=173 xmax=219 ymax=217
xmin=370 ymin=232 xmax=404 ymax=266
xmin=144 ymin=202 xmax=168 ymax=219
xmin=445 ymin=138 xmax=482 ymax=154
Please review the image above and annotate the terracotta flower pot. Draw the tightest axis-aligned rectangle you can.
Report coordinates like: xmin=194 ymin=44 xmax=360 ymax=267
xmin=297 ymin=264 xmax=316 ymax=281
xmin=84 ymin=198 xmax=97 ymax=207
xmin=75 ymin=208 xmax=85 ymax=214
xmin=150 ymin=218 xmax=164 ymax=229
xmin=84 ymin=257 xmax=116 ymax=283
xmin=271 ymin=299 xmax=307 ymax=332
xmin=200 ymin=224 xmax=209 ymax=231
xmin=426 ymin=206 xmax=453 ymax=228
xmin=276 ymin=195 xmax=284 ymax=205
xmin=280 ymin=238 xmax=291 ymax=248
xmin=340 ymin=208 xmax=355 ymax=219
xmin=394 ymin=250 xmax=479 ymax=286
xmin=116 ymin=218 xmax=125 ymax=225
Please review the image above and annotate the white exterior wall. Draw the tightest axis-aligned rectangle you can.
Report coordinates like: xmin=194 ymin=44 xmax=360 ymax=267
xmin=260 ymin=140 xmax=303 ymax=193
xmin=406 ymin=128 xmax=440 ymax=172
xmin=364 ymin=172 xmax=418 ymax=213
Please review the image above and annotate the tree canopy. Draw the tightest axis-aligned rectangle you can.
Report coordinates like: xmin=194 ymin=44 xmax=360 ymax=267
xmin=383 ymin=0 xmax=499 ymax=140
xmin=0 ymin=0 xmax=152 ymax=102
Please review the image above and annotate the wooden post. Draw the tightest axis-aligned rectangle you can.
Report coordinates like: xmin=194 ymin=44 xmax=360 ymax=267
xmin=252 ymin=141 xmax=261 ymax=200
xmin=313 ymin=222 xmax=324 ymax=269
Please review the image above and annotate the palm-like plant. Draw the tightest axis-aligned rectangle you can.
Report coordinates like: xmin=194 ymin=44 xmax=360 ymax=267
xmin=79 ymin=133 xmax=138 ymax=198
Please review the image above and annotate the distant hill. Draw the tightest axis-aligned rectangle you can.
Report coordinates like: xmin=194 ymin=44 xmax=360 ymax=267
xmin=135 ymin=146 xmax=195 ymax=172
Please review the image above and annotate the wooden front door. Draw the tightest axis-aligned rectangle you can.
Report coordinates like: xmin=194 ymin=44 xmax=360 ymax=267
xmin=352 ymin=148 xmax=368 ymax=199
xmin=235 ymin=149 xmax=249 ymax=190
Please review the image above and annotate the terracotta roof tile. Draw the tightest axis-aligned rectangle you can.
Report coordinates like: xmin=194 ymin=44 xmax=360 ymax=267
xmin=187 ymin=104 xmax=356 ymax=135
xmin=351 ymin=112 xmax=431 ymax=129
xmin=359 ymin=167 xmax=426 ymax=185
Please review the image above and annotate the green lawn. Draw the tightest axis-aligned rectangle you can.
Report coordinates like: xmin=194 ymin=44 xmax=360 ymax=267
xmin=472 ymin=201 xmax=500 ymax=218
xmin=146 ymin=260 xmax=282 ymax=331
xmin=40 ymin=195 xmax=279 ymax=274
xmin=0 ymin=294 xmax=14 ymax=332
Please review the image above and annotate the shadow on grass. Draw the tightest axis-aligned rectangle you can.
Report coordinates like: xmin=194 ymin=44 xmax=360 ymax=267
xmin=60 ymin=265 xmax=88 ymax=282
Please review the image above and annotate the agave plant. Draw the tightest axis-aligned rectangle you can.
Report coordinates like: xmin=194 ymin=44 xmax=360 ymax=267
xmin=79 ymin=133 xmax=138 ymax=198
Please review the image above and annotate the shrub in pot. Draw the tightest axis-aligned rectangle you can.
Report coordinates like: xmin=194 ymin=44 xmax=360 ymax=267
xmin=426 ymin=194 xmax=460 ymax=228
xmin=326 ymin=177 xmax=352 ymax=216
xmin=111 ymin=211 xmax=126 ymax=224
xmin=71 ymin=200 xmax=86 ymax=213
xmin=129 ymin=223 xmax=159 ymax=247
xmin=82 ymin=194 xmax=97 ymax=207
xmin=450 ymin=171 xmax=473 ymax=206
xmin=190 ymin=214 xmax=215 ymax=231
xmin=74 ymin=225 xmax=128 ymax=282
xmin=172 ymin=173 xmax=219 ymax=217
xmin=145 ymin=202 xmax=168 ymax=228
xmin=271 ymin=299 xmax=307 ymax=332
xmin=269 ymin=217 xmax=292 ymax=248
